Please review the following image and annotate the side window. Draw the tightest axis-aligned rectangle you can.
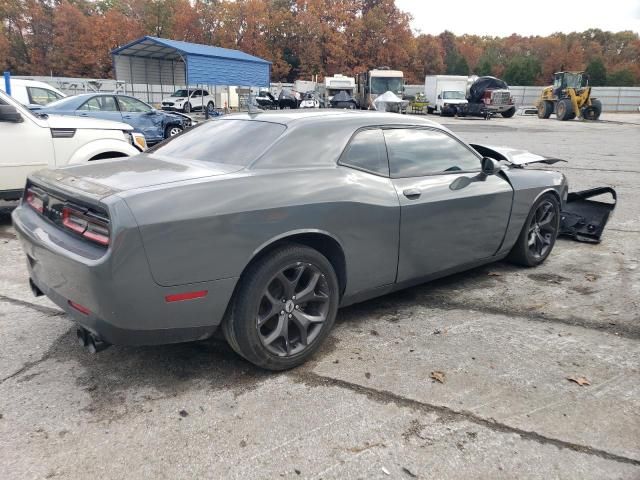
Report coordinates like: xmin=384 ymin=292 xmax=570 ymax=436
xmin=202 ymin=90 xmax=209 ymax=96
xmin=79 ymin=97 xmax=102 ymax=111
xmin=192 ymin=90 xmax=202 ymax=97
xmin=384 ymin=128 xmax=480 ymax=178
xmin=27 ymin=87 xmax=63 ymax=106
xmin=117 ymin=96 xmax=152 ymax=113
xmin=339 ymin=129 xmax=389 ymax=176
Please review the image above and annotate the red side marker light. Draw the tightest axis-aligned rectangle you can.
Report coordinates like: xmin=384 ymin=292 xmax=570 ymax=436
xmin=68 ymin=300 xmax=91 ymax=315
xmin=165 ymin=290 xmax=208 ymax=303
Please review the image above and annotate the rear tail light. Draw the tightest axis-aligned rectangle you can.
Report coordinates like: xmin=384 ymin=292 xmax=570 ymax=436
xmin=25 ymin=188 xmax=44 ymax=213
xmin=62 ymin=206 xmax=110 ymax=246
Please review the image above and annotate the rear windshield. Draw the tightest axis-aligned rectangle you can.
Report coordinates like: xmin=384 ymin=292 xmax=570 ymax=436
xmin=148 ymin=119 xmax=286 ymax=166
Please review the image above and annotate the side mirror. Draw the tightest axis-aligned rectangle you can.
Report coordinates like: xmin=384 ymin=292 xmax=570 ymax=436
xmin=481 ymin=157 xmax=501 ymax=175
xmin=0 ymin=104 xmax=23 ymax=123
xmin=437 ymin=94 xmax=442 ymax=99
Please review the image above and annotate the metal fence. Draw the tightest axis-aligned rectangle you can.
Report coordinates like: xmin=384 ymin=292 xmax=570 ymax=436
xmin=14 ymin=76 xmax=640 ymax=113
xmin=406 ymin=84 xmax=640 ymax=112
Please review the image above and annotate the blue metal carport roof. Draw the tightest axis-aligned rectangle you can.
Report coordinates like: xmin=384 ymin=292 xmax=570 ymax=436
xmin=112 ymin=36 xmax=271 ymax=87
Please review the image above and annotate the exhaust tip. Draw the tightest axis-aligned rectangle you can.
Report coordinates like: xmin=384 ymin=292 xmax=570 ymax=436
xmin=77 ymin=327 xmax=110 ymax=354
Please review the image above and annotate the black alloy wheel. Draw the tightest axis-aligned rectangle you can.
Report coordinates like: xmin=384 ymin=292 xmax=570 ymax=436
xmin=508 ymin=193 xmax=560 ymax=267
xmin=527 ymin=199 xmax=558 ymax=260
xmin=257 ymin=262 xmax=330 ymax=357
xmin=223 ymin=244 xmax=339 ymax=370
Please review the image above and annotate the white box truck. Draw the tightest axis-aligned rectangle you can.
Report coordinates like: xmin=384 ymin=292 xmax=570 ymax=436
xmin=424 ymin=75 xmax=468 ymax=115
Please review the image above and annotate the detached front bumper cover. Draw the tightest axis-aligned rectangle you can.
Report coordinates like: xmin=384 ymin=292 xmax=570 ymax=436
xmin=559 ymin=187 xmax=617 ymax=243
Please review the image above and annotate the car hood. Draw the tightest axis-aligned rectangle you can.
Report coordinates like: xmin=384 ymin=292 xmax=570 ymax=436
xmin=470 ymin=144 xmax=566 ymax=166
xmin=44 ymin=114 xmax=132 ymax=131
xmin=31 ymin=154 xmax=244 ymax=199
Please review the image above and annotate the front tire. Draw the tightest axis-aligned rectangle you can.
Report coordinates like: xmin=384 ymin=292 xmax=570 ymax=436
xmin=508 ymin=193 xmax=560 ymax=267
xmin=582 ymin=99 xmax=602 ymax=120
xmin=501 ymin=107 xmax=516 ymax=118
xmin=223 ymin=244 xmax=339 ymax=370
xmin=164 ymin=124 xmax=183 ymax=138
xmin=183 ymin=102 xmax=192 ymax=113
xmin=555 ymin=99 xmax=574 ymax=121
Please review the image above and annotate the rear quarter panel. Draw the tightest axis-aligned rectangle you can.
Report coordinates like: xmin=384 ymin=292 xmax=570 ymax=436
xmin=121 ymin=167 xmax=401 ymax=297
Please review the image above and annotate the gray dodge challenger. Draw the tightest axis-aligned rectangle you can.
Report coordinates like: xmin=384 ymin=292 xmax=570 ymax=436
xmin=12 ymin=110 xmax=568 ymax=370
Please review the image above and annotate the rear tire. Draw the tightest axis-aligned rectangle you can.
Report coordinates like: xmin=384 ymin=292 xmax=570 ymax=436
xmin=427 ymin=106 xmax=435 ymax=114
xmin=508 ymin=193 xmax=560 ymax=267
xmin=222 ymin=244 xmax=339 ymax=370
xmin=537 ymin=101 xmax=553 ymax=119
xmin=555 ymin=99 xmax=573 ymax=121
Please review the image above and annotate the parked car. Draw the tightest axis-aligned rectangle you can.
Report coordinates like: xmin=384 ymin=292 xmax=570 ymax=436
xmin=0 ymin=90 xmax=145 ymax=201
xmin=161 ymin=88 xmax=215 ymax=114
xmin=0 ymin=78 xmax=66 ymax=109
xmin=34 ymin=94 xmax=191 ymax=145
xmin=12 ymin=111 xmax=567 ymax=370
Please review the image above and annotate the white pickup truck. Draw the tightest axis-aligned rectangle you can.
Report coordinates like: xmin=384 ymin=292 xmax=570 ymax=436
xmin=0 ymin=90 xmax=146 ymax=201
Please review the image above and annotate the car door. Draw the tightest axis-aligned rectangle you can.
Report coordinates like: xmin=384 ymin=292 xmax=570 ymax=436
xmin=76 ymin=95 xmax=123 ymax=123
xmin=384 ymin=127 xmax=513 ymax=283
xmin=116 ymin=96 xmax=163 ymax=143
xmin=190 ymin=89 xmax=204 ymax=110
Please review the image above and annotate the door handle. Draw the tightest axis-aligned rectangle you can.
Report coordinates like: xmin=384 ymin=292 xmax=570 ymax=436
xmin=403 ymin=188 xmax=421 ymax=199
xmin=79 ymin=113 xmax=88 ymax=116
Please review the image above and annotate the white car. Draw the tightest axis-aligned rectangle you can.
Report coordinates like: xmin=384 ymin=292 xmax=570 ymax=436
xmin=161 ymin=88 xmax=215 ymax=114
xmin=0 ymin=78 xmax=66 ymax=109
xmin=0 ymin=90 xmax=146 ymax=201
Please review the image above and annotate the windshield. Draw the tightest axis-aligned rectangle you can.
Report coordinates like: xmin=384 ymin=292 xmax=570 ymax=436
xmin=442 ymin=91 xmax=466 ymax=100
xmin=370 ymin=77 xmax=404 ymax=95
xmin=172 ymin=89 xmax=193 ymax=97
xmin=148 ymin=119 xmax=286 ymax=166
xmin=0 ymin=90 xmax=43 ymax=121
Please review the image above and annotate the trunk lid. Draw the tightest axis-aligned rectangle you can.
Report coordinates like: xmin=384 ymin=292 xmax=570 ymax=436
xmin=30 ymin=154 xmax=244 ymax=199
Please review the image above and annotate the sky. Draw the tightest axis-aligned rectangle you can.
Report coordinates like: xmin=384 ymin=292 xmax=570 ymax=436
xmin=395 ymin=0 xmax=640 ymax=37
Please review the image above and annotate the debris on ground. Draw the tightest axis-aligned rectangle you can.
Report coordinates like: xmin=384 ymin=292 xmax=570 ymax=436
xmin=487 ymin=271 xmax=502 ymax=277
xmin=179 ymin=409 xmax=189 ymax=417
xmin=365 ymin=372 xmax=371 ymax=379
xmin=567 ymin=376 xmax=591 ymax=386
xmin=430 ymin=371 xmax=446 ymax=383
xmin=402 ymin=466 xmax=418 ymax=477
xmin=382 ymin=467 xmax=390 ymax=475
xmin=584 ymin=273 xmax=598 ymax=282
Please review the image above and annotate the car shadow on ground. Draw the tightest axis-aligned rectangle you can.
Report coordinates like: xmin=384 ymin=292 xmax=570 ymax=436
xmin=28 ymin=258 xmax=505 ymax=420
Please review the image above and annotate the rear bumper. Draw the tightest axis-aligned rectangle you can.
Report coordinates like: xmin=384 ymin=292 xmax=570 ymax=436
xmin=12 ymin=203 xmax=237 ymax=346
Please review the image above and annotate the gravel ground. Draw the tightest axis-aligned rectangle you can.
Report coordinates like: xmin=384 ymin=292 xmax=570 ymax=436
xmin=0 ymin=113 xmax=639 ymax=479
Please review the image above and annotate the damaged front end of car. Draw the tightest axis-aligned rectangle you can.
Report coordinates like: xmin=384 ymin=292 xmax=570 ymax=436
xmin=471 ymin=144 xmax=617 ymax=243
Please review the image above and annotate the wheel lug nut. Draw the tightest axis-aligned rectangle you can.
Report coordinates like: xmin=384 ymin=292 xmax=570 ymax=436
xmin=288 ymin=314 xmax=292 ymax=318
xmin=295 ymin=305 xmax=299 ymax=310
xmin=280 ymin=310 xmax=284 ymax=315
xmin=292 ymin=296 xmax=296 ymax=300
xmin=282 ymin=299 xmax=286 ymax=302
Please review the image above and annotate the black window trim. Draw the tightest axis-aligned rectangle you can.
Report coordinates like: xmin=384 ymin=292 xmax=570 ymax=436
xmin=337 ymin=126 xmax=391 ymax=178
xmin=382 ymin=125 xmax=483 ymax=179
xmin=79 ymin=95 xmax=121 ymax=112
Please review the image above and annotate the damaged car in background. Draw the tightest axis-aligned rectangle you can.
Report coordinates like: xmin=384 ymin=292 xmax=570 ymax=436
xmin=12 ymin=110 xmax=615 ymax=370
xmin=33 ymin=93 xmax=192 ymax=145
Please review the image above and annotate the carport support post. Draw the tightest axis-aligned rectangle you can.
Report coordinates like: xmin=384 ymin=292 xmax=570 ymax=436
xmin=3 ymin=71 xmax=10 ymax=96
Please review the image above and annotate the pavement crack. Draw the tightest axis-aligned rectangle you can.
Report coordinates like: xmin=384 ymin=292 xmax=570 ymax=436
xmin=292 ymin=371 xmax=640 ymax=467
xmin=0 ymin=293 xmax=64 ymax=317
xmin=422 ymin=297 xmax=640 ymax=340
xmin=0 ymin=351 xmax=56 ymax=385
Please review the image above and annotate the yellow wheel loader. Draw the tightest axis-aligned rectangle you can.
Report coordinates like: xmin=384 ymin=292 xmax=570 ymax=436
xmin=537 ymin=71 xmax=602 ymax=121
